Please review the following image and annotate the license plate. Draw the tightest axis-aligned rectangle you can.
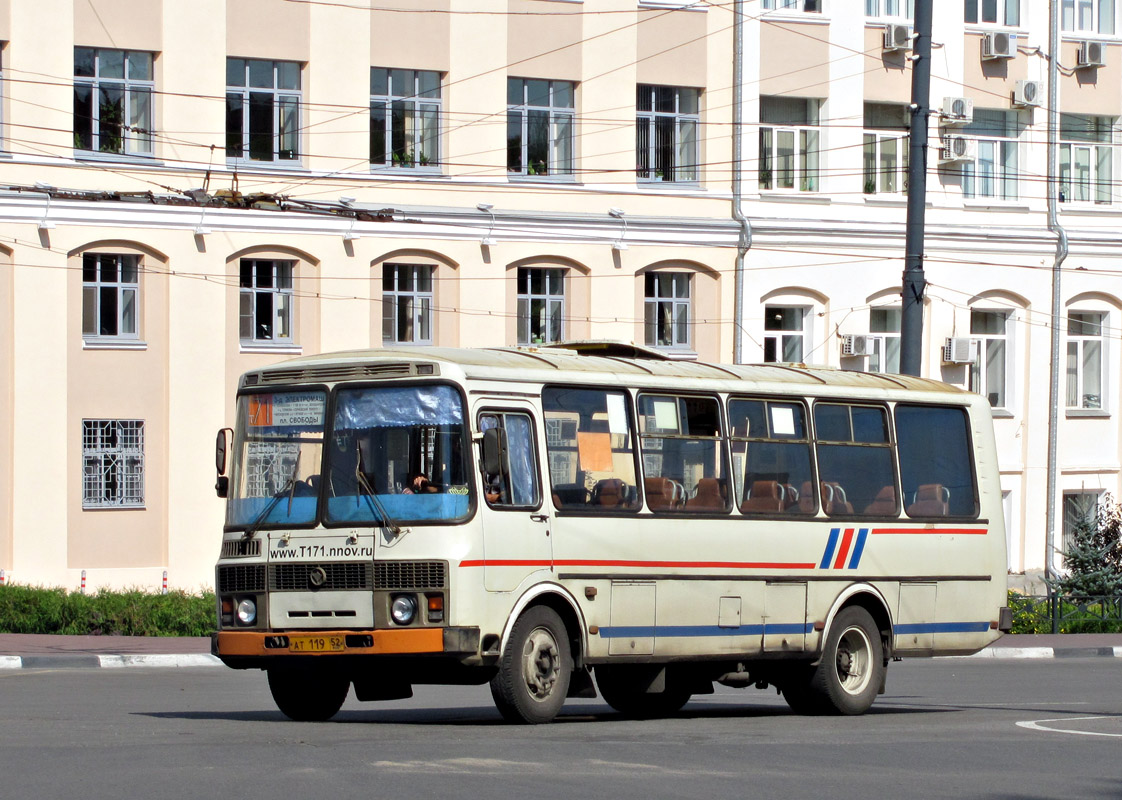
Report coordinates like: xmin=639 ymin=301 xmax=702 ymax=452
xmin=288 ymin=635 xmax=345 ymax=653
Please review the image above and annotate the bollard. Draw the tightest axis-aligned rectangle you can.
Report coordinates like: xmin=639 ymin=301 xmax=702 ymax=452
xmin=81 ymin=569 xmax=87 ymax=594
xmin=0 ymin=569 xmax=5 ymax=585
xmin=162 ymin=570 xmax=168 ymax=594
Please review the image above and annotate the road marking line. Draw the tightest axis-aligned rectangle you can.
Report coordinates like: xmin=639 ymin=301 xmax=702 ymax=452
xmin=1016 ymin=716 xmax=1122 ymax=738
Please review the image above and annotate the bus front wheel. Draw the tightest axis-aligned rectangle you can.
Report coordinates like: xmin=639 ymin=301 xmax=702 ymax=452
xmin=267 ymin=667 xmax=350 ymax=722
xmin=783 ymin=606 xmax=884 ymax=716
xmin=490 ymin=606 xmax=572 ymax=724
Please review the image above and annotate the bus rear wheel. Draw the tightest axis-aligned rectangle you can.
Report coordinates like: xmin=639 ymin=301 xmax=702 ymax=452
xmin=596 ymin=667 xmax=691 ymax=718
xmin=267 ymin=667 xmax=350 ymax=722
xmin=783 ymin=607 xmax=884 ymax=716
xmin=490 ymin=606 xmax=572 ymax=724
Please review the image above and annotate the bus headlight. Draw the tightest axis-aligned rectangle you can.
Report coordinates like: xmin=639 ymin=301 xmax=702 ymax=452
xmin=236 ymin=597 xmax=257 ymax=625
xmin=390 ymin=595 xmax=417 ymax=625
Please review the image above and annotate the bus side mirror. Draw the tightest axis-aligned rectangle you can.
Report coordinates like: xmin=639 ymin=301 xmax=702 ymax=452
xmin=215 ymin=428 xmax=231 ymax=498
xmin=481 ymin=427 xmax=507 ymax=477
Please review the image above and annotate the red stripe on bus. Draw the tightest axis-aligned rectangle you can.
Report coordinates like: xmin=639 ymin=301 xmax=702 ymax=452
xmin=832 ymin=528 xmax=855 ymax=570
xmin=459 ymin=559 xmax=817 ymax=570
xmin=871 ymin=528 xmax=988 ymax=535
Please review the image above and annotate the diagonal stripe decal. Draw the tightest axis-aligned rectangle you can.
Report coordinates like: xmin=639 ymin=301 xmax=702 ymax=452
xmin=820 ymin=528 xmax=840 ymax=569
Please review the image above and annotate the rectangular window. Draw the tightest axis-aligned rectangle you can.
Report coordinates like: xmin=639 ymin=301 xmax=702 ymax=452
xmin=239 ymin=259 xmax=294 ymax=344
xmin=863 ymin=103 xmax=909 ymax=195
xmin=762 ymin=0 xmax=822 ymax=11
xmin=1060 ymin=114 xmax=1113 ymax=205
xmin=1062 ymin=491 xmax=1102 ymax=555
xmin=970 ymin=309 xmax=1011 ymax=408
xmin=896 ymin=404 xmax=978 ymax=518
xmin=542 ymin=387 xmax=640 ymax=511
xmin=1062 ymin=0 xmax=1115 ymax=34
xmin=644 ymin=272 xmax=691 ymax=350
xmin=637 ymin=394 xmax=728 ymax=513
xmin=382 ymin=263 xmax=433 ymax=345
xmin=636 ymin=85 xmax=700 ymax=183
xmin=759 ymin=97 xmax=820 ymax=192
xmin=961 ymin=109 xmax=1020 ymax=201
xmin=814 ymin=403 xmax=896 ymax=517
xmin=868 ymin=307 xmax=901 ymax=374
xmin=1067 ymin=311 xmax=1105 ymax=410
xmin=507 ymin=78 xmax=574 ymax=178
xmin=517 ymin=267 xmax=565 ymax=345
xmin=74 ymin=47 xmax=154 ymax=156
xmin=866 ymin=0 xmax=914 ymax=17
xmin=727 ymin=398 xmax=814 ymax=515
xmin=764 ymin=305 xmax=807 ymax=363
xmin=370 ymin=68 xmax=441 ymax=170
xmin=479 ymin=412 xmax=541 ymax=509
xmin=226 ymin=58 xmax=301 ymax=163
xmin=82 ymin=419 xmax=144 ymax=508
xmin=82 ymin=253 xmax=139 ymax=339
xmin=965 ymin=0 xmax=1021 ymax=25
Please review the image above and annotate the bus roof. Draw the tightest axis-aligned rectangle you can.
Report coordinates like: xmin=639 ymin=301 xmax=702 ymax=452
xmin=248 ymin=345 xmax=971 ymax=397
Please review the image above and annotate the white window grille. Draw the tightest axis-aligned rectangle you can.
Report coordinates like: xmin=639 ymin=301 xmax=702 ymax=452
xmin=239 ymin=259 xmax=294 ymax=344
xmin=636 ymin=85 xmax=700 ymax=183
xmin=1066 ymin=311 xmax=1106 ymax=410
xmin=507 ymin=78 xmax=574 ymax=178
xmin=82 ymin=420 xmax=144 ymax=508
xmin=382 ymin=263 xmax=433 ymax=345
xmin=370 ymin=68 xmax=441 ymax=170
xmin=517 ymin=267 xmax=566 ymax=345
xmin=82 ymin=253 xmax=139 ymax=339
xmin=645 ymin=272 xmax=691 ymax=350
xmin=226 ymin=58 xmax=301 ymax=163
xmin=74 ymin=47 xmax=154 ymax=156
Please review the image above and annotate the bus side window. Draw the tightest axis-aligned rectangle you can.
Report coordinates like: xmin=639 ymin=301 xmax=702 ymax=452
xmin=479 ymin=412 xmax=541 ymax=509
xmin=895 ymin=404 xmax=978 ymax=518
xmin=813 ymin=402 xmax=896 ymax=518
xmin=728 ymin=398 xmax=815 ymax=515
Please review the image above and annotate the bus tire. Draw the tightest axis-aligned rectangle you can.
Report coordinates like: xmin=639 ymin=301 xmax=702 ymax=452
xmin=596 ymin=667 xmax=691 ymax=718
xmin=490 ymin=605 xmax=572 ymax=724
xmin=810 ymin=606 xmax=884 ymax=715
xmin=780 ymin=666 xmax=826 ymax=715
xmin=267 ymin=667 xmax=350 ymax=722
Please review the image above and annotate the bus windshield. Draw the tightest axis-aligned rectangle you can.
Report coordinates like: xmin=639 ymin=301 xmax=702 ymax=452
xmin=227 ymin=390 xmax=327 ymax=529
xmin=324 ymin=384 xmax=471 ymax=525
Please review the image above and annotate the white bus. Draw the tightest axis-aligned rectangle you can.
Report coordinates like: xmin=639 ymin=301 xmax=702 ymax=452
xmin=213 ymin=343 xmax=1010 ymax=724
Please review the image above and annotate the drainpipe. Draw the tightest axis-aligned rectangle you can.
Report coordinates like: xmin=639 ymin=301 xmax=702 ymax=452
xmin=731 ymin=0 xmax=752 ymax=365
xmin=1044 ymin=0 xmax=1069 ymax=592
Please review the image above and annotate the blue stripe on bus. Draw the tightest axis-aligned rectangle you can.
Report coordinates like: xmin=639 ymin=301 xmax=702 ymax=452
xmin=894 ymin=621 xmax=991 ymax=634
xmin=598 ymin=624 xmax=815 ymax=639
xmin=848 ymin=528 xmax=869 ymax=569
xmin=820 ymin=528 xmax=840 ymax=569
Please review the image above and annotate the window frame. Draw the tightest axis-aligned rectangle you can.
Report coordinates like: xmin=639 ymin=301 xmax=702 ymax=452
xmin=478 ymin=410 xmax=543 ymax=511
xmin=73 ymin=47 xmax=155 ymax=157
xmin=762 ymin=0 xmax=823 ymax=12
xmin=636 ymin=392 xmax=730 ymax=514
xmin=1059 ymin=113 xmax=1114 ymax=206
xmin=960 ymin=110 xmax=1021 ymax=202
xmin=82 ymin=419 xmax=145 ymax=509
xmin=812 ymin=401 xmax=898 ymax=519
xmin=1062 ymin=490 xmax=1103 ymax=557
xmin=382 ymin=263 xmax=434 ymax=346
xmin=727 ymin=395 xmax=816 ymax=516
xmin=226 ymin=58 xmax=302 ymax=165
xmin=969 ymin=308 xmax=1013 ymax=410
xmin=867 ymin=306 xmax=902 ymax=374
xmin=517 ymin=266 xmax=566 ymax=345
xmin=759 ymin=98 xmax=821 ymax=193
xmin=964 ymin=0 xmax=1021 ymax=26
xmin=764 ymin=305 xmax=809 ymax=363
xmin=644 ymin=271 xmax=692 ymax=351
xmin=1061 ymin=0 xmax=1116 ymax=35
xmin=370 ymin=67 xmax=441 ymax=172
xmin=1066 ymin=310 xmax=1107 ymax=411
xmin=636 ymin=84 xmax=701 ymax=184
xmin=507 ymin=78 xmax=575 ymax=180
xmin=239 ymin=259 xmax=295 ymax=345
xmin=865 ymin=0 xmax=913 ymax=18
xmin=82 ymin=252 xmax=140 ymax=342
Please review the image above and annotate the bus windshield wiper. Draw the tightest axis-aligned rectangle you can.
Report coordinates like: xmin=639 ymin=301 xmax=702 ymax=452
xmin=244 ymin=452 xmax=301 ymax=538
xmin=355 ymin=441 xmax=402 ymax=537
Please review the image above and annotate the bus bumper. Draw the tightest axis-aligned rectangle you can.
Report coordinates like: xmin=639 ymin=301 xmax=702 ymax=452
xmin=212 ymin=627 xmax=480 ymax=660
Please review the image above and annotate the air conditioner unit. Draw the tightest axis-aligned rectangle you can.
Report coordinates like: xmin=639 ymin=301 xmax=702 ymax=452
xmin=940 ymin=134 xmax=977 ymax=163
xmin=883 ymin=23 xmax=912 ymax=53
xmin=982 ymin=31 xmax=1017 ymax=60
xmin=941 ymin=96 xmax=974 ymax=125
xmin=841 ymin=334 xmax=871 ymax=357
xmin=1013 ymin=80 xmax=1044 ymax=108
xmin=943 ymin=337 xmax=978 ymax=364
xmin=1077 ymin=40 xmax=1106 ymax=68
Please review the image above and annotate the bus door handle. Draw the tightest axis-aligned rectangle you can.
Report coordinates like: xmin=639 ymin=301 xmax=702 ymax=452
xmin=529 ymin=514 xmax=549 ymax=523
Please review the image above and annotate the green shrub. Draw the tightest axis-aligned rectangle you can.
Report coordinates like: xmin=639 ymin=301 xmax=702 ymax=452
xmin=0 ymin=585 xmax=215 ymax=636
xmin=1007 ymin=590 xmax=1122 ymax=635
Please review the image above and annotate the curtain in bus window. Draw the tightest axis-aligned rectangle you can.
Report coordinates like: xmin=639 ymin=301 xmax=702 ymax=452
xmin=334 ymin=385 xmax=463 ymax=428
xmin=505 ymin=414 xmax=538 ymax=506
xmin=895 ymin=404 xmax=977 ymax=518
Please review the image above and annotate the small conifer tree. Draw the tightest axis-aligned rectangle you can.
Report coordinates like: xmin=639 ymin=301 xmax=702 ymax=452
xmin=1049 ymin=494 xmax=1122 ymax=597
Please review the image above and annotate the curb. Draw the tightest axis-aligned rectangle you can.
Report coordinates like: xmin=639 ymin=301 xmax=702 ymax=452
xmin=0 ymin=653 xmax=222 ymax=670
xmin=958 ymin=646 xmax=1122 ymax=659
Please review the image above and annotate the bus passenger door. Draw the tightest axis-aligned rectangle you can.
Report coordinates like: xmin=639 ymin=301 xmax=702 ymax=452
xmin=477 ymin=407 xmax=553 ymax=592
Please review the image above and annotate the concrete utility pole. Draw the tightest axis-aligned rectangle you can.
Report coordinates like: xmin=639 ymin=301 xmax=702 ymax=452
xmin=900 ymin=0 xmax=934 ymax=376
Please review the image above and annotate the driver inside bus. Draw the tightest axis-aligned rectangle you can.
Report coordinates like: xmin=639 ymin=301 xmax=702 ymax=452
xmin=402 ymin=471 xmax=439 ymax=494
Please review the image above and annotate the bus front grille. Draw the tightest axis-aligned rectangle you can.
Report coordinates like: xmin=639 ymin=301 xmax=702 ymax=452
xmin=374 ymin=560 xmax=447 ymax=590
xmin=269 ymin=562 xmax=373 ymax=591
xmin=220 ymin=539 xmax=262 ymax=558
xmin=217 ymin=564 xmax=266 ymax=593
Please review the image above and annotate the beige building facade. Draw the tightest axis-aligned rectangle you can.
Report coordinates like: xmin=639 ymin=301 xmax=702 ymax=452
xmin=0 ymin=0 xmax=1119 ymax=591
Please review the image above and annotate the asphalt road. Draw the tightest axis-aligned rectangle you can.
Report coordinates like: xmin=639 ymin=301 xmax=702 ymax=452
xmin=1 ymin=658 xmax=1119 ymax=800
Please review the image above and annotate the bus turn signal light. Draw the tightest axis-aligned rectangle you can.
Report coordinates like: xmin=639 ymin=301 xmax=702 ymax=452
xmin=427 ymin=594 xmax=444 ymax=623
